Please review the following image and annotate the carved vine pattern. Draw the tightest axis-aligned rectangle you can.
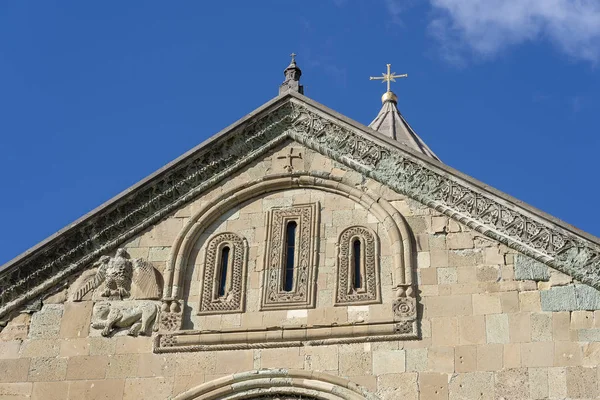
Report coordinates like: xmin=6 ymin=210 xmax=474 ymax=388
xmin=261 ymin=204 xmax=318 ymax=310
xmin=335 ymin=226 xmax=380 ymax=305
xmin=199 ymin=232 xmax=247 ymax=314
xmin=3 ymin=98 xmax=600 ymax=318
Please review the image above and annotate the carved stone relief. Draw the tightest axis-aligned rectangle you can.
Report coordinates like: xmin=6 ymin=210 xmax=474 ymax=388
xmin=334 ymin=226 xmax=381 ymax=306
xmin=260 ymin=203 xmax=319 ymax=311
xmin=72 ymin=248 xmax=161 ymax=302
xmin=91 ymin=300 xmax=158 ymax=337
xmin=198 ymin=232 xmax=248 ymax=315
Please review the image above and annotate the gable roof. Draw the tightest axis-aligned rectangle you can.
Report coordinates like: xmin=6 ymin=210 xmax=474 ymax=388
xmin=2 ymin=90 xmax=600 ymax=319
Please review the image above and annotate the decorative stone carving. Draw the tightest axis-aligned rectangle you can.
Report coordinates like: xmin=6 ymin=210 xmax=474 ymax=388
xmin=91 ymin=300 xmax=158 ymax=337
xmin=158 ymin=299 xmax=183 ymax=332
xmin=260 ymin=203 xmax=319 ymax=311
xmin=72 ymin=248 xmax=161 ymax=301
xmin=392 ymin=284 xmax=417 ymax=322
xmin=199 ymin=232 xmax=248 ymax=315
xmin=334 ymin=226 xmax=381 ymax=305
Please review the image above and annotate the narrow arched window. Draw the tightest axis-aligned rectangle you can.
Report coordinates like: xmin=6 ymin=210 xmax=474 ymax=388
xmin=283 ymin=221 xmax=297 ymax=292
xmin=352 ymin=239 xmax=362 ymax=289
xmin=218 ymin=246 xmax=230 ymax=297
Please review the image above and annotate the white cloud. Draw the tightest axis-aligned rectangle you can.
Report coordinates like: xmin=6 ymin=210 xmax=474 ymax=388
xmin=428 ymin=0 xmax=600 ymax=64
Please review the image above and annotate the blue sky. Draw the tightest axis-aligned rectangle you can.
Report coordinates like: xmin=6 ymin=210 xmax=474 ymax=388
xmin=1 ymin=1 xmax=599 ymax=265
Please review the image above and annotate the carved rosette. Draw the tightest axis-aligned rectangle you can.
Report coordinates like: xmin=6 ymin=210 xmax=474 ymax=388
xmin=198 ymin=232 xmax=248 ymax=315
xmin=260 ymin=203 xmax=319 ymax=310
xmin=158 ymin=299 xmax=183 ymax=332
xmin=392 ymin=285 xmax=417 ymax=322
xmin=334 ymin=226 xmax=381 ymax=305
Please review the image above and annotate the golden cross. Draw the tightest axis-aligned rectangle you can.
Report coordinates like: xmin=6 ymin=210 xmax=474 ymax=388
xmin=369 ymin=64 xmax=408 ymax=92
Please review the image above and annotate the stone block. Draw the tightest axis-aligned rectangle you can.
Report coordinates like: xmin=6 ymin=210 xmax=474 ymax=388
xmin=68 ymin=379 xmax=125 ymax=400
xmin=458 ymin=315 xmax=486 ymax=345
xmin=59 ymin=338 xmax=90 ymax=357
xmin=428 ymin=347 xmax=454 ymax=373
xmin=418 ymin=373 xmax=448 ymax=400
xmin=0 ymin=359 xmax=30 ymax=383
xmin=115 ymin=337 xmax=152 ymax=354
xmin=530 ymin=313 xmax=552 ymax=342
xmin=548 ymin=367 xmax=567 ymax=399
xmin=500 ymin=291 xmax=519 ymax=313
xmin=339 ymin=349 xmax=372 ymax=376
xmin=431 ymin=216 xmax=447 ymax=233
xmin=508 ymin=313 xmax=531 ymax=343
xmin=519 ymin=291 xmax=541 ymax=312
xmin=31 ymin=381 xmax=69 ymax=400
xmin=494 ymin=368 xmax=529 ymax=400
xmin=21 ymin=340 xmax=60 ymax=358
xmin=426 ymin=295 xmax=473 ymax=317
xmin=372 ymin=350 xmax=405 ymax=375
xmin=29 ymin=305 xmax=63 ymax=339
xmin=28 ymin=357 xmax=67 ymax=382
xmin=447 ymin=233 xmax=473 ymax=249
xmin=0 ymin=341 xmax=20 ymax=359
xmin=0 ymin=314 xmax=30 ymax=341
xmin=123 ymin=377 xmax=174 ymax=400
xmin=571 ymin=310 xmax=593 ymax=329
xmin=59 ymin=302 xmax=92 ymax=338
xmin=475 ymin=265 xmax=499 ymax=282
xmin=503 ymin=343 xmax=521 ymax=368
xmin=420 ymin=268 xmax=437 ymax=285
xmin=437 ymin=268 xmax=458 ymax=285
xmin=304 ymin=346 xmax=338 ymax=371
xmin=455 ymin=345 xmax=477 ymax=372
xmin=476 ymin=344 xmax=503 ymax=371
xmin=581 ymin=342 xmax=600 ymax=367
xmin=430 ymin=250 xmax=449 ymax=268
xmin=574 ymin=284 xmax=600 ymax=310
xmin=521 ymin=342 xmax=554 ymax=367
xmin=528 ymin=368 xmax=549 ymax=400
xmin=106 ymin=354 xmax=139 ymax=379
xmin=66 ymin=355 xmax=109 ymax=380
xmin=215 ymin=350 xmax=253 ymax=374
xmin=432 ymin=317 xmax=459 ymax=347
xmin=552 ymin=312 xmax=571 ymax=341
xmin=485 ymin=314 xmax=509 ymax=344
xmin=540 ymin=285 xmax=577 ymax=312
xmin=377 ymin=373 xmax=418 ymax=400
xmin=0 ymin=383 xmax=32 ymax=399
xmin=577 ymin=328 xmax=600 ymax=342
xmin=483 ymin=247 xmax=505 ymax=265
xmin=448 ymin=371 xmax=493 ymax=400
xmin=89 ymin=337 xmax=116 ymax=356
xmin=138 ymin=353 xmax=177 ymax=377
xmin=405 ymin=348 xmax=427 ymax=372
xmin=473 ymin=293 xmax=501 ymax=315
xmin=514 ymin=254 xmax=549 ymax=281
xmin=448 ymin=250 xmax=482 ymax=267
xmin=554 ymin=341 xmax=582 ymax=367
xmin=417 ymin=251 xmax=431 ymax=268
xmin=261 ymin=348 xmax=304 ymax=370
xmin=566 ymin=366 xmax=598 ymax=398
xmin=148 ymin=246 xmax=170 ymax=262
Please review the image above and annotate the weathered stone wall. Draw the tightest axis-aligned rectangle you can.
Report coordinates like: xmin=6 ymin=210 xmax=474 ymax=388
xmin=1 ymin=142 xmax=599 ymax=400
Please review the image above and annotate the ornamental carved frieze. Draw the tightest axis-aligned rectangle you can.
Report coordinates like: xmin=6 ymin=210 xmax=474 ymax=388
xmin=260 ymin=203 xmax=319 ymax=311
xmin=198 ymin=232 xmax=248 ymax=315
xmin=334 ymin=226 xmax=381 ymax=306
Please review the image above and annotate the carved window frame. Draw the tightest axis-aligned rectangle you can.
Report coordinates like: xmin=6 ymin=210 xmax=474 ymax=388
xmin=260 ymin=203 xmax=319 ymax=311
xmin=198 ymin=232 xmax=248 ymax=315
xmin=334 ymin=226 xmax=381 ymax=306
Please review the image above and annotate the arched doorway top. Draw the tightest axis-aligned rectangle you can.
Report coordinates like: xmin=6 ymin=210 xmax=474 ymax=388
xmin=173 ymin=368 xmax=381 ymax=400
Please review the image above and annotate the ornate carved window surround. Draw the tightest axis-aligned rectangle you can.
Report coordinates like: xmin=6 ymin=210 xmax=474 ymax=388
xmin=335 ymin=226 xmax=381 ymax=306
xmin=198 ymin=232 xmax=248 ymax=315
xmin=260 ymin=203 xmax=320 ymax=311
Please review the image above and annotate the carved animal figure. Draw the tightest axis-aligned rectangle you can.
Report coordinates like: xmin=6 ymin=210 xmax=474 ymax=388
xmin=91 ymin=301 xmax=158 ymax=337
xmin=73 ymin=248 xmax=161 ymax=301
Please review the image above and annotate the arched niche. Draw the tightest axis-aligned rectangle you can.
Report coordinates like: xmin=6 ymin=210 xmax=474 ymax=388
xmin=165 ymin=173 xmax=414 ymax=303
xmin=173 ymin=369 xmax=381 ymax=400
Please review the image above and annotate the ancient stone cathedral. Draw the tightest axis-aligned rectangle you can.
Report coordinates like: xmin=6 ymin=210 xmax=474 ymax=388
xmin=1 ymin=56 xmax=600 ymax=400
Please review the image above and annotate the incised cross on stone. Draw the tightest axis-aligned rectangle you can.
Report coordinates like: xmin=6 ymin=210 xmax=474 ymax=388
xmin=277 ymin=148 xmax=302 ymax=172
xmin=369 ymin=63 xmax=408 ymax=92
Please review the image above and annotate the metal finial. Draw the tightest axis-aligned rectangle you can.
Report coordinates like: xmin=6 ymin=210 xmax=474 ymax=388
xmin=369 ymin=63 xmax=408 ymax=101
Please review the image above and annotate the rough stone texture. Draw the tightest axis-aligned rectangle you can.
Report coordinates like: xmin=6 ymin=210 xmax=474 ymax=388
xmin=540 ymin=285 xmax=577 ymax=312
xmin=514 ymin=255 xmax=549 ymax=281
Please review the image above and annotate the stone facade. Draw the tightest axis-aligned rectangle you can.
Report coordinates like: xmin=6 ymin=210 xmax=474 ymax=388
xmin=2 ymin=103 xmax=600 ymax=399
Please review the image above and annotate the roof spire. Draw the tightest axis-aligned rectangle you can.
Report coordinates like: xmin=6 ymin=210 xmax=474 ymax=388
xmin=279 ymin=53 xmax=304 ymax=95
xmin=369 ymin=63 xmax=407 ymax=104
xmin=368 ymin=63 xmax=440 ymax=161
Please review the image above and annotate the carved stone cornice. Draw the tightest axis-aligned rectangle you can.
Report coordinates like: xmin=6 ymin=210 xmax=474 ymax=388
xmin=2 ymin=92 xmax=600 ymax=319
